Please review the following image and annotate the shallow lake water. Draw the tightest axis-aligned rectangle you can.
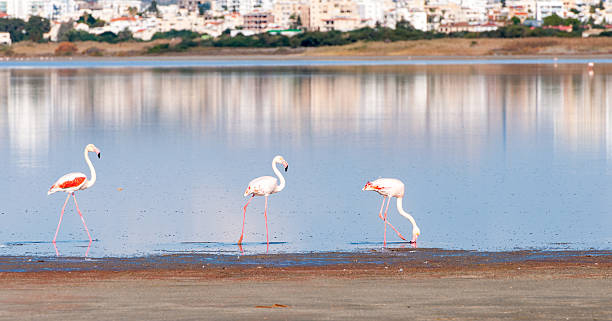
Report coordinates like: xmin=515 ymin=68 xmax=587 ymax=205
xmin=1 ymin=60 xmax=611 ymax=257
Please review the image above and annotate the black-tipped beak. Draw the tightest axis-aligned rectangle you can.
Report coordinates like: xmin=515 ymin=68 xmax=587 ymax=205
xmin=97 ymin=153 xmax=101 ymax=159
xmin=285 ymin=165 xmax=288 ymax=172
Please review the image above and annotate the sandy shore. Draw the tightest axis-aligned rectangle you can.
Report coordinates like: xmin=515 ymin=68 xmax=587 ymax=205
xmin=0 ymin=250 xmax=610 ymax=320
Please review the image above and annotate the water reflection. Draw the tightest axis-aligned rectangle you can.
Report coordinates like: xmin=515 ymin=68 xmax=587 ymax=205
xmin=0 ymin=63 xmax=611 ymax=257
xmin=4 ymin=65 xmax=612 ymax=162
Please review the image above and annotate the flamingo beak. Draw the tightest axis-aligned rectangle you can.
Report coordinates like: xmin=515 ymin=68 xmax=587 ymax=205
xmin=283 ymin=161 xmax=288 ymax=172
xmin=97 ymin=152 xmax=101 ymax=159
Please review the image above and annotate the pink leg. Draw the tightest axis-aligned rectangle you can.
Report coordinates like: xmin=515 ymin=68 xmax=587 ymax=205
xmin=378 ymin=196 xmax=387 ymax=220
xmin=377 ymin=197 xmax=406 ymax=241
xmin=72 ymin=193 xmax=92 ymax=243
xmin=53 ymin=193 xmax=71 ymax=243
xmin=385 ymin=219 xmax=407 ymax=241
xmin=85 ymin=241 xmax=91 ymax=257
xmin=383 ymin=196 xmax=391 ymax=246
xmin=264 ymin=195 xmax=269 ymax=249
xmin=238 ymin=195 xmax=254 ymax=245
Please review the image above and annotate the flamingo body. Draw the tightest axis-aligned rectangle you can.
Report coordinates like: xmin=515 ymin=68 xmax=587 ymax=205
xmin=364 ymin=178 xmax=405 ymax=198
xmin=363 ymin=177 xmax=421 ymax=244
xmin=245 ymin=176 xmax=279 ymax=196
xmin=48 ymin=172 xmax=88 ymax=195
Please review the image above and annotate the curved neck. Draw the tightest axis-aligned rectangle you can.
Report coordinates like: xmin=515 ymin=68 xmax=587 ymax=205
xmin=272 ymin=160 xmax=285 ymax=193
xmin=84 ymin=149 xmax=96 ymax=189
xmin=396 ymin=197 xmax=417 ymax=229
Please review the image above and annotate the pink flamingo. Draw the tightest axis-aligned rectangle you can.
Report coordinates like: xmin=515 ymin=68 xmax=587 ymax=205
xmin=48 ymin=144 xmax=101 ymax=251
xmin=363 ymin=178 xmax=421 ymax=245
xmin=239 ymin=155 xmax=289 ymax=247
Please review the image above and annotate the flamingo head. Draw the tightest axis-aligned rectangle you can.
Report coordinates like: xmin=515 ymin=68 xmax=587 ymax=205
xmin=412 ymin=226 xmax=421 ymax=243
xmin=362 ymin=181 xmax=374 ymax=191
xmin=274 ymin=155 xmax=289 ymax=172
xmin=86 ymin=144 xmax=101 ymax=159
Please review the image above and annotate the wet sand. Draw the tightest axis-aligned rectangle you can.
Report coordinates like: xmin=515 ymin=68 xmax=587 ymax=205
xmin=0 ymin=249 xmax=610 ymax=320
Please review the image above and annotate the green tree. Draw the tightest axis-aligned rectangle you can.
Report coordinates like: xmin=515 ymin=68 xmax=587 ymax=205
xmin=0 ymin=18 xmax=27 ymax=42
xmin=117 ymin=28 xmax=133 ymax=42
xmin=77 ymin=13 xmax=105 ymax=28
xmin=543 ymin=14 xmax=564 ymax=26
xmin=128 ymin=6 xmax=138 ymax=16
xmin=510 ymin=16 xmax=521 ymax=25
xmin=148 ymin=0 xmax=159 ymax=14
xmin=25 ymin=16 xmax=50 ymax=42
xmin=198 ymin=2 xmax=211 ymax=15
xmin=396 ymin=19 xmax=414 ymax=30
xmin=57 ymin=22 xmax=74 ymax=41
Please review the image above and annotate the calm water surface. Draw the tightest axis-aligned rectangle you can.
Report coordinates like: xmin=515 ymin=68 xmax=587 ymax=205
xmin=1 ymin=61 xmax=611 ymax=257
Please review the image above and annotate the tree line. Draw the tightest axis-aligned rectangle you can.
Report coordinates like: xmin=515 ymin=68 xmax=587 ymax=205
xmin=0 ymin=13 xmax=609 ymax=51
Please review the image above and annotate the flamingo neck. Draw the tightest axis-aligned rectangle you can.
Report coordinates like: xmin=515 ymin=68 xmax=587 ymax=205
xmin=272 ymin=160 xmax=285 ymax=193
xmin=84 ymin=149 xmax=96 ymax=189
xmin=396 ymin=197 xmax=418 ymax=230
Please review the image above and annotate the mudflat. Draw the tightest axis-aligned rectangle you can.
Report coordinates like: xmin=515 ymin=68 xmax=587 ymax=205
xmin=0 ymin=249 xmax=610 ymax=320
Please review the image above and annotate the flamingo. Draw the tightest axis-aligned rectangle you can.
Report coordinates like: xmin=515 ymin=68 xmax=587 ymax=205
xmin=238 ymin=155 xmax=289 ymax=247
xmin=48 ymin=144 xmax=101 ymax=249
xmin=363 ymin=178 xmax=421 ymax=245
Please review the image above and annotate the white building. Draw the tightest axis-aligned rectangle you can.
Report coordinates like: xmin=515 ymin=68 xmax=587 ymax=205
xmin=4 ymin=0 xmax=45 ymax=19
xmin=355 ymin=0 xmax=386 ymax=27
xmin=98 ymin=0 xmax=142 ymax=13
xmin=44 ymin=0 xmax=77 ymax=20
xmin=0 ymin=31 xmax=11 ymax=45
xmin=0 ymin=0 xmax=76 ymax=20
xmin=536 ymin=0 xmax=565 ymax=20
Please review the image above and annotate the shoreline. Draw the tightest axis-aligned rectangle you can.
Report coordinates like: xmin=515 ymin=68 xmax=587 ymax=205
xmin=1 ymin=249 xmax=610 ymax=320
xmin=4 ymin=37 xmax=612 ymax=60
xmin=2 ymin=54 xmax=612 ymax=61
xmin=1 ymin=249 xmax=609 ymax=275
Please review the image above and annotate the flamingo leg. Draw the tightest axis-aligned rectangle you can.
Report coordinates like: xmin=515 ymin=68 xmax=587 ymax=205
xmin=385 ymin=219 xmax=407 ymax=241
xmin=52 ymin=193 xmax=71 ymax=244
xmin=378 ymin=196 xmax=387 ymax=220
xmin=377 ymin=197 xmax=406 ymax=240
xmin=72 ymin=193 xmax=93 ymax=243
xmin=238 ymin=195 xmax=254 ymax=245
xmin=383 ymin=196 xmax=391 ymax=246
xmin=264 ymin=195 xmax=269 ymax=249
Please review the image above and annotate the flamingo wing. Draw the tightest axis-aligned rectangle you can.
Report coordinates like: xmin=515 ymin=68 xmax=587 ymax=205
xmin=49 ymin=172 xmax=87 ymax=193
xmin=370 ymin=178 xmax=405 ymax=197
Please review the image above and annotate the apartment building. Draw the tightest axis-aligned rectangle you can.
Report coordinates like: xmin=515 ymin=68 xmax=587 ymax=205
xmin=536 ymin=0 xmax=565 ymax=19
xmin=242 ymin=11 xmax=274 ymax=30
xmin=310 ymin=0 xmax=360 ymax=31
xmin=272 ymin=0 xmax=310 ymax=29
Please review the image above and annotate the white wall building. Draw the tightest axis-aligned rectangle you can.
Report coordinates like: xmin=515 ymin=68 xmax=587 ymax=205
xmin=355 ymin=0 xmax=386 ymax=27
xmin=0 ymin=31 xmax=11 ymax=45
xmin=536 ymin=0 xmax=565 ymax=20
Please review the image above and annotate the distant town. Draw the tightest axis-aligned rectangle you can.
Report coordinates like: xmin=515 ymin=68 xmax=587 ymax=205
xmin=0 ymin=0 xmax=611 ymax=48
